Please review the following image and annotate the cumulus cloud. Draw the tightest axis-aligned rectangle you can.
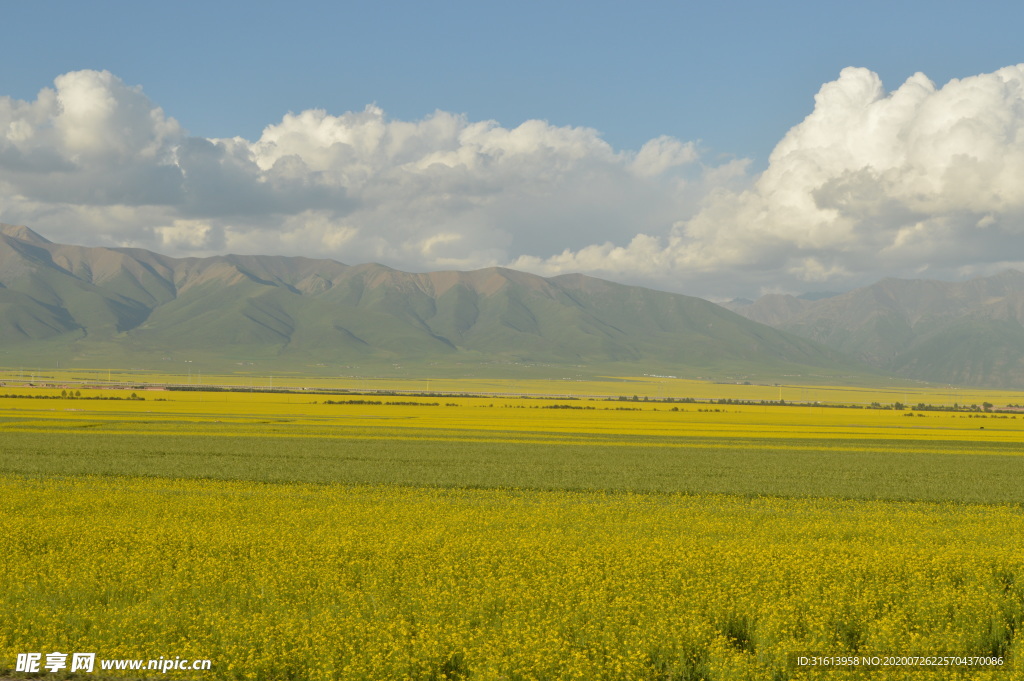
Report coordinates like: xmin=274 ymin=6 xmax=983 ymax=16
xmin=4 ymin=66 xmax=1024 ymax=297
xmin=0 ymin=71 xmax=704 ymax=274
xmin=0 ymin=70 xmax=184 ymax=207
xmin=517 ymin=64 xmax=1024 ymax=296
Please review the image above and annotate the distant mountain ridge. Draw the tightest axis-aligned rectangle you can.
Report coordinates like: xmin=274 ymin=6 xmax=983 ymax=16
xmin=0 ymin=224 xmax=854 ymax=378
xmin=727 ymin=272 xmax=1024 ymax=387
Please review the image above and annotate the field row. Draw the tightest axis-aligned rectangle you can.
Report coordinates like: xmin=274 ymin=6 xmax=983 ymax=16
xmin=3 ymin=391 xmax=1024 ymax=443
xmin=5 ymin=369 xmax=1024 ymax=405
xmin=1 ymin=427 xmax=1023 ymax=505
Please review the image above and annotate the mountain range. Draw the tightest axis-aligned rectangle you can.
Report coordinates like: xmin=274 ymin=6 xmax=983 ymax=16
xmin=726 ymin=272 xmax=1024 ymax=387
xmin=4 ymin=222 xmax=1023 ymax=388
xmin=0 ymin=223 xmax=852 ymax=381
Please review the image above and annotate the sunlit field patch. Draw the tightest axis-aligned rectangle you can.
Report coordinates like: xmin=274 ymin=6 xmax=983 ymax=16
xmin=2 ymin=389 xmax=1023 ymax=444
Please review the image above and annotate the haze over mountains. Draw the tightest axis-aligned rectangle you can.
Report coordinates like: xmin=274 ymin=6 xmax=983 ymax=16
xmin=0 ymin=224 xmax=849 ymax=380
xmin=727 ymin=273 xmax=1024 ymax=388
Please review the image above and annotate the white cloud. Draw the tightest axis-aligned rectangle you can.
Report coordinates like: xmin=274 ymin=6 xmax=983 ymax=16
xmin=629 ymin=136 xmax=698 ymax=177
xmin=4 ymin=66 xmax=1024 ymax=298
xmin=0 ymin=70 xmax=184 ymax=207
xmin=517 ymin=64 xmax=1024 ymax=295
xmin=0 ymin=70 xmax=704 ymax=275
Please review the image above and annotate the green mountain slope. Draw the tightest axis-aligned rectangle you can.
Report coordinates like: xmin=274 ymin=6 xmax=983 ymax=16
xmin=0 ymin=223 xmax=862 ymax=379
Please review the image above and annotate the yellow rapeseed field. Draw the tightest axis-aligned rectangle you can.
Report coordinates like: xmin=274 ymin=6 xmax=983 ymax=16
xmin=2 ymin=382 xmax=1023 ymax=679
xmin=1 ymin=475 xmax=1021 ymax=680
xmin=2 ymin=390 xmax=1023 ymax=447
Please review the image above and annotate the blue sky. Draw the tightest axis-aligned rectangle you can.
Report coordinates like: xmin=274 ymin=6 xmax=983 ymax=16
xmin=7 ymin=1 xmax=1021 ymax=163
xmin=3 ymin=1 xmax=1024 ymax=297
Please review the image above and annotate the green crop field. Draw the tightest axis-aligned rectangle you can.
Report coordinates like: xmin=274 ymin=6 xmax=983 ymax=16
xmin=2 ymin=382 xmax=1023 ymax=680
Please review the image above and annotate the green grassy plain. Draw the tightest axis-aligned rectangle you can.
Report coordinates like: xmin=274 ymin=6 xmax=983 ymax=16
xmin=2 ymin=430 xmax=1024 ymax=505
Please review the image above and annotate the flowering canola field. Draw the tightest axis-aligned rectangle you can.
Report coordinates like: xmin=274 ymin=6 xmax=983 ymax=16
xmin=1 ymin=385 xmax=1023 ymax=679
xmin=3 ymin=388 xmax=1024 ymax=444
xmin=2 ymin=476 xmax=1022 ymax=680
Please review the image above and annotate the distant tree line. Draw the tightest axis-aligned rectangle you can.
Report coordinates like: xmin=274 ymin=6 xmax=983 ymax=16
xmin=0 ymin=391 xmax=144 ymax=400
xmin=321 ymin=399 xmax=441 ymax=406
